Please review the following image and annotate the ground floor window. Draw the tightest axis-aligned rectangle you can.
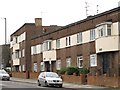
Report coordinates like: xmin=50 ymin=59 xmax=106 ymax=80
xmin=40 ymin=62 xmax=44 ymax=71
xmin=19 ymin=66 xmax=21 ymax=72
xmin=66 ymin=58 xmax=71 ymax=67
xmin=90 ymin=54 xmax=97 ymax=67
xmin=34 ymin=63 xmax=37 ymax=72
xmin=22 ymin=65 xmax=25 ymax=71
xmin=77 ymin=56 xmax=83 ymax=68
xmin=56 ymin=60 xmax=61 ymax=70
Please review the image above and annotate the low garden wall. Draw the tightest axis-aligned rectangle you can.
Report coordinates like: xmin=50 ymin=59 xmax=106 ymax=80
xmin=12 ymin=72 xmax=27 ymax=79
xmin=29 ymin=72 xmax=39 ymax=79
xmin=12 ymin=72 xmax=40 ymax=79
xmin=87 ymin=74 xmax=120 ymax=88
xmin=62 ymin=74 xmax=87 ymax=84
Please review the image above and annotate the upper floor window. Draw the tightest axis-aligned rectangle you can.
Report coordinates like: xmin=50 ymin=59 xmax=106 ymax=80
xmin=107 ymin=24 xmax=111 ymax=36
xmin=77 ymin=32 xmax=82 ymax=44
xmin=97 ymin=22 xmax=112 ymax=37
xmin=56 ymin=39 xmax=60 ymax=49
xmin=22 ymin=49 xmax=25 ymax=57
xmin=43 ymin=40 xmax=52 ymax=51
xmin=36 ymin=44 xmax=41 ymax=54
xmin=98 ymin=25 xmax=106 ymax=37
xmin=66 ymin=37 xmax=71 ymax=46
xmin=90 ymin=29 xmax=95 ymax=41
xmin=13 ymin=36 xmax=18 ymax=44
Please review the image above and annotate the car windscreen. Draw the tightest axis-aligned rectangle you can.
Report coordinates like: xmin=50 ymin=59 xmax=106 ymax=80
xmin=0 ymin=70 xmax=7 ymax=74
xmin=46 ymin=73 xmax=59 ymax=78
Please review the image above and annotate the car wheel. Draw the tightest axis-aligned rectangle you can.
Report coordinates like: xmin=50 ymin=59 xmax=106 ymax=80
xmin=44 ymin=81 xmax=48 ymax=86
xmin=37 ymin=80 xmax=41 ymax=86
xmin=7 ymin=78 xmax=10 ymax=81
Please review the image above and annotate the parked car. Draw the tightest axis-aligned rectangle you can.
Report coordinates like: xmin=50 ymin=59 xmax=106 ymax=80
xmin=37 ymin=72 xmax=63 ymax=87
xmin=0 ymin=69 xmax=10 ymax=81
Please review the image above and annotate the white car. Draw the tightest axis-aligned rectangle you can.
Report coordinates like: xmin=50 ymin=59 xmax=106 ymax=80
xmin=0 ymin=69 xmax=10 ymax=81
xmin=37 ymin=72 xmax=63 ymax=87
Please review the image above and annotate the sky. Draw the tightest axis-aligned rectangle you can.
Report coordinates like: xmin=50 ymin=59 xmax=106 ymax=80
xmin=0 ymin=0 xmax=120 ymax=45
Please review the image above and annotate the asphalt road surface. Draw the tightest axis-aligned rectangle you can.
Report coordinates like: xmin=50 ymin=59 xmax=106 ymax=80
xmin=0 ymin=80 xmax=120 ymax=90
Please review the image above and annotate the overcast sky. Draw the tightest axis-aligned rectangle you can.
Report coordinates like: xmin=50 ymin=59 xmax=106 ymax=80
xmin=0 ymin=0 xmax=119 ymax=45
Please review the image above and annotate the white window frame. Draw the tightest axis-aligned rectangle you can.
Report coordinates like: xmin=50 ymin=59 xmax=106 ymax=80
xmin=107 ymin=24 xmax=111 ymax=36
xmin=33 ymin=46 xmax=37 ymax=54
xmin=36 ymin=44 xmax=41 ymax=54
xmin=77 ymin=56 xmax=83 ymax=68
xmin=22 ymin=65 xmax=25 ymax=71
xmin=40 ymin=62 xmax=44 ymax=71
xmin=90 ymin=54 xmax=97 ymax=67
xmin=15 ymin=51 xmax=19 ymax=59
xmin=19 ymin=66 xmax=21 ymax=72
xmin=19 ymin=50 xmax=21 ymax=58
xmin=66 ymin=36 xmax=71 ymax=47
xmin=31 ymin=46 xmax=34 ymax=55
xmin=66 ymin=58 xmax=71 ymax=67
xmin=56 ymin=60 xmax=61 ymax=70
xmin=98 ymin=25 xmax=106 ymax=37
xmin=77 ymin=32 xmax=82 ymax=44
xmin=43 ymin=40 xmax=52 ymax=51
xmin=56 ymin=39 xmax=60 ymax=49
xmin=22 ymin=49 xmax=25 ymax=57
xmin=34 ymin=63 xmax=37 ymax=72
xmin=90 ymin=29 xmax=95 ymax=41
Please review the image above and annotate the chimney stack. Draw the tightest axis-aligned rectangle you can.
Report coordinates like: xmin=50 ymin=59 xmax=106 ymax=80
xmin=35 ymin=18 xmax=42 ymax=27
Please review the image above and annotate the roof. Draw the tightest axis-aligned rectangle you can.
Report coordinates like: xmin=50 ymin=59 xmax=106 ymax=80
xmin=11 ymin=23 xmax=35 ymax=36
xmin=32 ymin=6 xmax=120 ymax=40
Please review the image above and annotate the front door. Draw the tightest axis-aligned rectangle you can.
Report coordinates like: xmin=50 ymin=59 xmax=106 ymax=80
xmin=45 ymin=61 xmax=50 ymax=72
xmin=101 ymin=53 xmax=109 ymax=74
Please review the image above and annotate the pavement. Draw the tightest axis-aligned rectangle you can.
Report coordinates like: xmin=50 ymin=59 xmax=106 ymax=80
xmin=10 ymin=77 xmax=108 ymax=89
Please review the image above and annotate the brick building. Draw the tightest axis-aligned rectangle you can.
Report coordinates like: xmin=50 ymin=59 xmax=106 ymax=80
xmin=30 ymin=7 xmax=120 ymax=87
xmin=10 ymin=6 xmax=120 ymax=87
xmin=10 ymin=18 xmax=61 ymax=78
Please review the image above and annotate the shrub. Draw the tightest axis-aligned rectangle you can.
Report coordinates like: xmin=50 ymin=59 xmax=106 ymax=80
xmin=57 ymin=67 xmax=67 ymax=75
xmin=79 ymin=68 xmax=89 ymax=74
xmin=66 ymin=66 xmax=79 ymax=75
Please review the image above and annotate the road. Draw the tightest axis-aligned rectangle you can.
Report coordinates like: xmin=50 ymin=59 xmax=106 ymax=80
xmin=0 ymin=80 xmax=120 ymax=90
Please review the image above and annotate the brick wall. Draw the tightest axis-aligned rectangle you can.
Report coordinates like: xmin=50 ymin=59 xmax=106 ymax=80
xmin=12 ymin=72 xmax=27 ymax=79
xmin=29 ymin=72 xmax=39 ymax=79
xmin=87 ymin=74 xmax=120 ymax=88
xmin=62 ymin=74 xmax=87 ymax=84
xmin=12 ymin=72 xmax=40 ymax=79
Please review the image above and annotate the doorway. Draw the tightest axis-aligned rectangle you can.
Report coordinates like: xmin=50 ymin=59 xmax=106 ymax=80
xmin=100 ymin=53 xmax=109 ymax=74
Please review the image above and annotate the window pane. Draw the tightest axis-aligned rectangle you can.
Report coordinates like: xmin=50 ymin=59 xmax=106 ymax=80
xmin=90 ymin=54 xmax=97 ymax=67
xmin=56 ymin=39 xmax=60 ymax=49
xmin=77 ymin=32 xmax=82 ymax=43
xmin=34 ymin=63 xmax=37 ymax=72
xmin=77 ymin=56 xmax=83 ymax=68
xmin=107 ymin=24 xmax=111 ymax=36
xmin=56 ymin=60 xmax=61 ymax=70
xmin=66 ymin=58 xmax=71 ymax=67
